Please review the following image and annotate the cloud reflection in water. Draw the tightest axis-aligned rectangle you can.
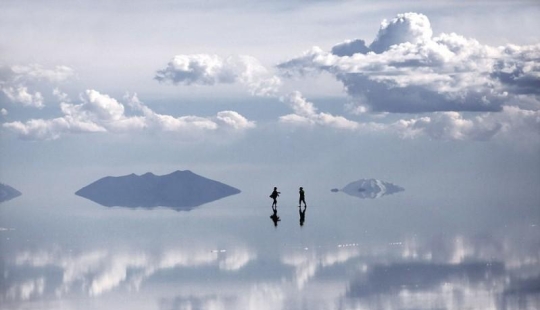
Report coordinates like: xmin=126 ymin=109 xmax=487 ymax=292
xmin=2 ymin=231 xmax=539 ymax=310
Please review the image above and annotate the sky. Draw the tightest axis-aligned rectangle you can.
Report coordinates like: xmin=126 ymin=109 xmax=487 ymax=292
xmin=0 ymin=0 xmax=539 ymax=204
xmin=1 ymin=2 xmax=540 ymax=308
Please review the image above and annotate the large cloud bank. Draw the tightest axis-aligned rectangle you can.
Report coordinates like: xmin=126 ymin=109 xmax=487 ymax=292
xmin=2 ymin=13 xmax=539 ymax=142
xmin=278 ymin=12 xmax=540 ymax=114
xmin=275 ymin=12 xmax=540 ymax=141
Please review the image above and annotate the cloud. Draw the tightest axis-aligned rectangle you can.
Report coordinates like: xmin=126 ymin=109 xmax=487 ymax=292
xmin=9 ymin=64 xmax=74 ymax=84
xmin=159 ymin=283 xmax=285 ymax=310
xmin=5 ymin=278 xmax=45 ymax=301
xmin=330 ymin=39 xmax=370 ymax=57
xmin=11 ymin=245 xmax=256 ymax=299
xmin=393 ymin=106 xmax=540 ymax=141
xmin=392 ymin=111 xmax=500 ymax=141
xmin=155 ymin=54 xmax=281 ymax=96
xmin=0 ymin=64 xmax=74 ymax=108
xmin=3 ymin=117 xmax=105 ymax=141
xmin=159 ymin=295 xmax=234 ymax=310
xmin=126 ymin=93 xmax=255 ymax=132
xmin=216 ymin=111 xmax=255 ymax=130
xmin=491 ymin=44 xmax=540 ymax=95
xmin=277 ymin=91 xmax=540 ymax=141
xmin=369 ymin=12 xmax=433 ymax=54
xmin=282 ymin=246 xmax=360 ymax=289
xmin=277 ymin=12 xmax=540 ymax=114
xmin=218 ymin=248 xmax=257 ymax=271
xmin=3 ymin=90 xmax=255 ymax=140
xmin=1 ymin=86 xmax=44 ymax=108
xmin=279 ymin=91 xmax=359 ymax=130
xmin=346 ymin=261 xmax=505 ymax=304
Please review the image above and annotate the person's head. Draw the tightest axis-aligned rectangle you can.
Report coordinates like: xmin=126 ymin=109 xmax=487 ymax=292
xmin=299 ymin=187 xmax=303 ymax=190
xmin=274 ymin=187 xmax=277 ymax=190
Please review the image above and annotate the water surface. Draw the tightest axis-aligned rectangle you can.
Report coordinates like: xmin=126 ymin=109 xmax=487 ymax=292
xmin=1 ymin=181 xmax=539 ymax=310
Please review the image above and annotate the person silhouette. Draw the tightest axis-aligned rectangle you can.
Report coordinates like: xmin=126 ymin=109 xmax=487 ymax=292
xmin=298 ymin=187 xmax=307 ymax=207
xmin=299 ymin=205 xmax=306 ymax=227
xmin=270 ymin=207 xmax=281 ymax=227
xmin=270 ymin=187 xmax=280 ymax=208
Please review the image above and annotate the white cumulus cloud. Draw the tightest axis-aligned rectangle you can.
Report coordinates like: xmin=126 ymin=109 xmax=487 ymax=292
xmin=370 ymin=12 xmax=433 ymax=54
xmin=391 ymin=105 xmax=540 ymax=141
xmin=0 ymin=64 xmax=75 ymax=108
xmin=155 ymin=54 xmax=281 ymax=96
xmin=277 ymin=12 xmax=540 ymax=114
xmin=277 ymin=91 xmax=539 ymax=142
xmin=1 ymin=86 xmax=44 ymax=108
xmin=279 ymin=91 xmax=358 ymax=130
xmin=3 ymin=90 xmax=255 ymax=140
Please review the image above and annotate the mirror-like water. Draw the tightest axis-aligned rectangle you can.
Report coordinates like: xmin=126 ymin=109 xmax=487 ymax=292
xmin=1 ymin=183 xmax=539 ymax=310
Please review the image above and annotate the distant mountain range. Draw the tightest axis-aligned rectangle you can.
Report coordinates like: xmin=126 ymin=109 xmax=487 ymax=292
xmin=0 ymin=183 xmax=22 ymax=203
xmin=75 ymin=170 xmax=241 ymax=210
xmin=332 ymin=179 xmax=404 ymax=199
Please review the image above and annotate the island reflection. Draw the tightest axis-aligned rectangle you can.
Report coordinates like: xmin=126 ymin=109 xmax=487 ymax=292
xmin=75 ymin=170 xmax=241 ymax=211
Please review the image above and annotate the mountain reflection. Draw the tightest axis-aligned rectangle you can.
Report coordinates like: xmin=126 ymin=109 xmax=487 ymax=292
xmin=332 ymin=179 xmax=404 ymax=199
xmin=75 ymin=170 xmax=241 ymax=211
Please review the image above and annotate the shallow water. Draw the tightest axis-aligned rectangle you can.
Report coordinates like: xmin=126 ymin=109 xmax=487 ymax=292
xmin=1 ymin=186 xmax=539 ymax=310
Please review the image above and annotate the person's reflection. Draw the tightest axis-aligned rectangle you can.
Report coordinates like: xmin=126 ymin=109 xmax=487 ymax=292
xmin=299 ymin=205 xmax=306 ymax=227
xmin=270 ymin=206 xmax=281 ymax=227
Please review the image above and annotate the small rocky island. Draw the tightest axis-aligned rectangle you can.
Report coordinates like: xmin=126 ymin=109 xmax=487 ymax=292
xmin=332 ymin=179 xmax=404 ymax=199
xmin=75 ymin=170 xmax=241 ymax=210
xmin=0 ymin=183 xmax=22 ymax=203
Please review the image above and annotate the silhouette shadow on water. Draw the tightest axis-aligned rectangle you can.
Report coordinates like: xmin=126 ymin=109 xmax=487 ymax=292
xmin=270 ymin=206 xmax=281 ymax=227
xmin=299 ymin=205 xmax=307 ymax=227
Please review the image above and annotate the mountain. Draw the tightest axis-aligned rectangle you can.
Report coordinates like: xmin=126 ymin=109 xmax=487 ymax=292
xmin=332 ymin=179 xmax=404 ymax=199
xmin=75 ymin=170 xmax=241 ymax=210
xmin=0 ymin=183 xmax=22 ymax=203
